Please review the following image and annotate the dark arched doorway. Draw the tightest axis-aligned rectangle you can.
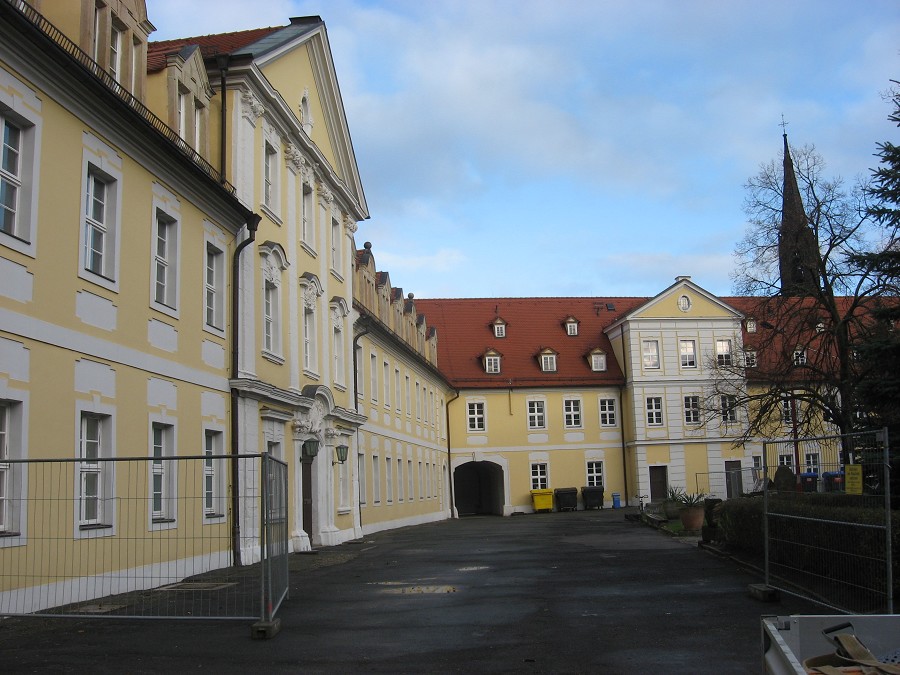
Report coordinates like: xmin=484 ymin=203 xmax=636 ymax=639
xmin=454 ymin=461 xmax=504 ymax=515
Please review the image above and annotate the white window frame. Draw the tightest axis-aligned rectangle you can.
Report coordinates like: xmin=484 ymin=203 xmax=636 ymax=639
xmin=397 ymin=455 xmax=404 ymax=501
xmin=716 ymin=339 xmax=733 ymax=367
xmin=385 ymin=456 xmax=393 ymax=503
xmin=204 ymin=241 xmax=225 ymax=331
xmin=646 ymin=397 xmax=663 ymax=426
xmin=203 ymin=429 xmax=226 ymax=521
xmin=586 ymin=460 xmax=604 ymax=488
xmin=301 ymin=182 xmax=315 ymax=249
xmin=566 ymin=321 xmax=578 ymax=336
xmin=383 ymin=361 xmax=391 ymax=407
xmin=372 ymin=454 xmax=381 ymax=504
xmin=333 ymin=321 xmax=345 ymax=386
xmin=79 ymin=138 xmax=122 ymax=290
xmin=540 ymin=353 xmax=557 ymax=372
xmin=744 ymin=350 xmax=757 ymax=368
xmin=781 ymin=395 xmax=794 ymax=425
xmin=263 ymin=140 xmax=278 ymax=211
xmin=82 ymin=167 xmax=117 ymax=281
xmin=303 ymin=304 xmax=317 ymax=373
xmin=0 ymin=117 xmax=22 ymax=242
xmin=330 ymin=216 xmax=343 ymax=277
xmin=75 ymin=407 xmax=115 ymax=537
xmin=684 ymin=395 xmax=700 ymax=425
xmin=680 ymin=339 xmax=696 ymax=368
xmin=407 ymin=459 xmax=414 ymax=500
xmin=0 ymin=399 xmax=26 ymax=542
xmin=527 ymin=399 xmax=546 ymax=430
xmin=721 ymin=395 xmax=737 ymax=424
xmin=150 ymin=421 xmax=176 ymax=526
xmin=804 ymin=452 xmax=820 ymax=473
xmin=494 ymin=323 xmax=506 ymax=338
xmin=642 ymin=340 xmax=660 ymax=369
xmin=0 ymin=74 xmax=41 ymax=256
xmin=531 ymin=462 xmax=548 ymax=490
xmin=467 ymin=401 xmax=485 ymax=432
xmin=358 ymin=453 xmax=367 ymax=505
xmin=793 ymin=349 xmax=807 ymax=366
xmin=369 ymin=354 xmax=378 ymax=402
xmin=264 ymin=280 xmax=279 ymax=354
xmin=564 ymin=398 xmax=582 ymax=428
xmin=746 ymin=318 xmax=757 ymax=333
xmin=599 ymin=398 xmax=617 ymax=426
xmin=591 ymin=353 xmax=607 ymax=372
xmin=108 ymin=19 xmax=123 ymax=82
xmin=152 ymin=208 xmax=179 ymax=311
xmin=484 ymin=355 xmax=501 ymax=374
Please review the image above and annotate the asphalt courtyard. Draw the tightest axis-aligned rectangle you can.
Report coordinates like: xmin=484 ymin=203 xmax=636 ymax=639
xmin=0 ymin=508 xmax=821 ymax=674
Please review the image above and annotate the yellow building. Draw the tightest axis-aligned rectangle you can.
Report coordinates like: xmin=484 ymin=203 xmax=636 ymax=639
xmin=146 ymin=16 xmax=370 ymax=550
xmin=0 ymin=0 xmax=257 ymax=610
xmin=353 ymin=242 xmax=453 ymax=534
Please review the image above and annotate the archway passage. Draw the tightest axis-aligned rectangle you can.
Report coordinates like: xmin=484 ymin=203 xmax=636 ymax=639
xmin=454 ymin=461 xmax=504 ymax=516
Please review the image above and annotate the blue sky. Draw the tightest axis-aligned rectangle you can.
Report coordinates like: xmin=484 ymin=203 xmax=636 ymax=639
xmin=151 ymin=0 xmax=899 ymax=299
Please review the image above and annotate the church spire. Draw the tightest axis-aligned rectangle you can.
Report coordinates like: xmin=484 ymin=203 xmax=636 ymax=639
xmin=778 ymin=130 xmax=819 ymax=296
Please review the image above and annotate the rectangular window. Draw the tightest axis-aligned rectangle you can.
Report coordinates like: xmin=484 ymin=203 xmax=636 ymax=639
xmin=415 ymin=382 xmax=421 ymax=420
xmin=566 ymin=322 xmax=578 ymax=336
xmin=531 ymin=462 xmax=548 ymax=490
xmin=793 ymin=349 xmax=807 ymax=366
xmin=153 ymin=210 xmax=177 ymax=308
xmin=331 ymin=217 xmax=342 ymax=275
xmin=303 ymin=306 xmax=315 ymax=371
xmin=333 ymin=326 xmax=345 ymax=385
xmin=84 ymin=169 xmax=112 ymax=277
xmin=646 ymin=397 xmax=663 ymax=426
xmin=721 ymin=395 xmax=737 ymax=423
xmin=805 ymin=453 xmax=819 ymax=473
xmin=408 ymin=459 xmax=414 ymax=499
xmin=263 ymin=142 xmax=276 ymax=208
xmin=394 ymin=369 xmax=401 ymax=411
xmin=586 ymin=461 xmax=604 ymax=488
xmin=684 ymin=395 xmax=700 ymax=425
xmin=369 ymin=354 xmax=378 ymax=402
xmin=467 ymin=401 xmax=485 ymax=431
xmin=0 ymin=403 xmax=10 ymax=533
xmin=203 ymin=430 xmax=224 ymax=518
xmin=358 ymin=453 xmax=367 ymax=505
xmin=78 ymin=412 xmax=111 ymax=527
xmin=0 ymin=118 xmax=21 ymax=238
xmin=386 ymin=457 xmax=393 ymax=503
xmin=642 ymin=340 xmax=660 ymax=369
xmin=716 ymin=339 xmax=733 ymax=367
xmin=151 ymin=423 xmax=175 ymax=522
xmin=564 ymin=399 xmax=582 ymax=428
xmin=485 ymin=355 xmax=500 ymax=373
xmin=494 ymin=323 xmax=506 ymax=338
xmin=778 ymin=453 xmax=794 ymax=469
xmin=418 ymin=461 xmax=423 ymax=499
xmin=193 ymin=101 xmax=203 ymax=151
xmin=108 ymin=21 xmax=122 ymax=81
xmin=680 ymin=340 xmax=696 ymax=368
xmin=264 ymin=282 xmax=277 ymax=353
xmin=383 ymin=361 xmax=390 ymax=406
xmin=177 ymin=88 xmax=188 ymax=139
xmin=527 ymin=400 xmax=546 ymax=430
xmin=541 ymin=353 xmax=557 ymax=372
xmin=781 ymin=395 xmax=794 ymax=424
xmin=591 ymin=353 xmax=606 ymax=371
xmin=301 ymin=183 xmax=314 ymax=246
xmin=744 ymin=350 xmax=757 ymax=368
xmin=205 ymin=244 xmax=224 ymax=329
xmin=405 ymin=376 xmax=411 ymax=416
xmin=397 ymin=458 xmax=404 ymax=501
xmin=599 ymin=398 xmax=617 ymax=426
xmin=372 ymin=454 xmax=381 ymax=504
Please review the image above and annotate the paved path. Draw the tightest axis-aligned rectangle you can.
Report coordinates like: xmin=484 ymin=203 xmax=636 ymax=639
xmin=0 ymin=509 xmax=819 ymax=673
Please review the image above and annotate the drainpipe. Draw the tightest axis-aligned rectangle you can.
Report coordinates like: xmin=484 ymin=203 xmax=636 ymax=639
xmin=229 ymin=213 xmax=261 ymax=566
xmin=445 ymin=390 xmax=459 ymax=517
xmin=352 ymin=321 xmax=371 ymax=530
xmin=215 ymin=53 xmax=230 ymax=185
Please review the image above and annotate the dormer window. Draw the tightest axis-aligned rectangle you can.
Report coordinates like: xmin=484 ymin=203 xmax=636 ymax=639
xmin=483 ymin=349 xmax=501 ymax=374
xmin=564 ymin=316 xmax=579 ymax=336
xmin=746 ymin=318 xmax=757 ymax=333
xmin=588 ymin=348 xmax=607 ymax=372
xmin=492 ymin=318 xmax=507 ymax=338
xmin=793 ymin=348 xmax=807 ymax=366
xmin=538 ymin=348 xmax=558 ymax=372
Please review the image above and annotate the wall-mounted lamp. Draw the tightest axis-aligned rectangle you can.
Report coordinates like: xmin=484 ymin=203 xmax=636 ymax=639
xmin=302 ymin=440 xmax=320 ymax=458
xmin=333 ymin=444 xmax=349 ymax=465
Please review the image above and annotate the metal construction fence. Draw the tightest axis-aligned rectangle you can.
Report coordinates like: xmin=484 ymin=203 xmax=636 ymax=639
xmin=0 ymin=453 xmax=288 ymax=624
xmin=762 ymin=429 xmax=893 ymax=614
xmin=693 ymin=466 xmax=764 ymax=499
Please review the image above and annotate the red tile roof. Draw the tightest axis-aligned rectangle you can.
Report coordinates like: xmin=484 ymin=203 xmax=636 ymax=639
xmin=415 ymin=297 xmax=647 ymax=389
xmin=147 ymin=26 xmax=284 ymax=72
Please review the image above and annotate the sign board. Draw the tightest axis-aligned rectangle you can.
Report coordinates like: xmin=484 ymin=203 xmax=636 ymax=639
xmin=844 ymin=464 xmax=863 ymax=495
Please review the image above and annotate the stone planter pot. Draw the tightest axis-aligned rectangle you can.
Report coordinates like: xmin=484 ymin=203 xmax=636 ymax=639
xmin=679 ymin=505 xmax=704 ymax=531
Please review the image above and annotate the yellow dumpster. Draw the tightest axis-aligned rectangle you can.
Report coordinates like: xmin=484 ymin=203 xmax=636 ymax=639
xmin=531 ymin=489 xmax=554 ymax=512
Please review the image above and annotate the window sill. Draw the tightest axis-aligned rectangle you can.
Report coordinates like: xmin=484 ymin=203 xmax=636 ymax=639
xmin=337 ymin=507 xmax=352 ymax=515
xmin=152 ymin=517 xmax=176 ymax=524
xmin=260 ymin=203 xmax=282 ymax=226
xmin=205 ymin=513 xmax=225 ymax=519
xmin=79 ymin=523 xmax=113 ymax=531
xmin=300 ymin=241 xmax=317 ymax=258
xmin=0 ymin=530 xmax=22 ymax=538
xmin=262 ymin=349 xmax=285 ymax=365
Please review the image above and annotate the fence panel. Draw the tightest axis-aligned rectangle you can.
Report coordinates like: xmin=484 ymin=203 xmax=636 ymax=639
xmin=0 ymin=454 xmax=282 ymax=621
xmin=261 ymin=453 xmax=289 ymax=623
xmin=763 ymin=429 xmax=893 ymax=614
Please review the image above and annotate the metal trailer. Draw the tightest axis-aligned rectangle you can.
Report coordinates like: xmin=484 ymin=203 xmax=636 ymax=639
xmin=762 ymin=614 xmax=900 ymax=674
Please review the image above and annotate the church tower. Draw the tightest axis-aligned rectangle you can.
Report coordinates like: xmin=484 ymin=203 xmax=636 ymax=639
xmin=778 ymin=132 xmax=820 ymax=296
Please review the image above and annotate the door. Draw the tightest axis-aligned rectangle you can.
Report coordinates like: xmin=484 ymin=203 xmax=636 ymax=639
xmin=649 ymin=465 xmax=668 ymax=502
xmin=301 ymin=457 xmax=313 ymax=537
xmin=725 ymin=460 xmax=743 ymax=499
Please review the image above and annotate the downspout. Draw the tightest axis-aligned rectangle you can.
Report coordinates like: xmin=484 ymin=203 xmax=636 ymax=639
xmin=215 ymin=53 xmax=230 ymax=185
xmin=230 ymin=213 xmax=261 ymax=566
xmin=619 ymin=332 xmax=630 ymax=506
xmin=445 ymin=390 xmax=460 ymax=518
xmin=352 ymin=321 xmax=371 ymax=530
